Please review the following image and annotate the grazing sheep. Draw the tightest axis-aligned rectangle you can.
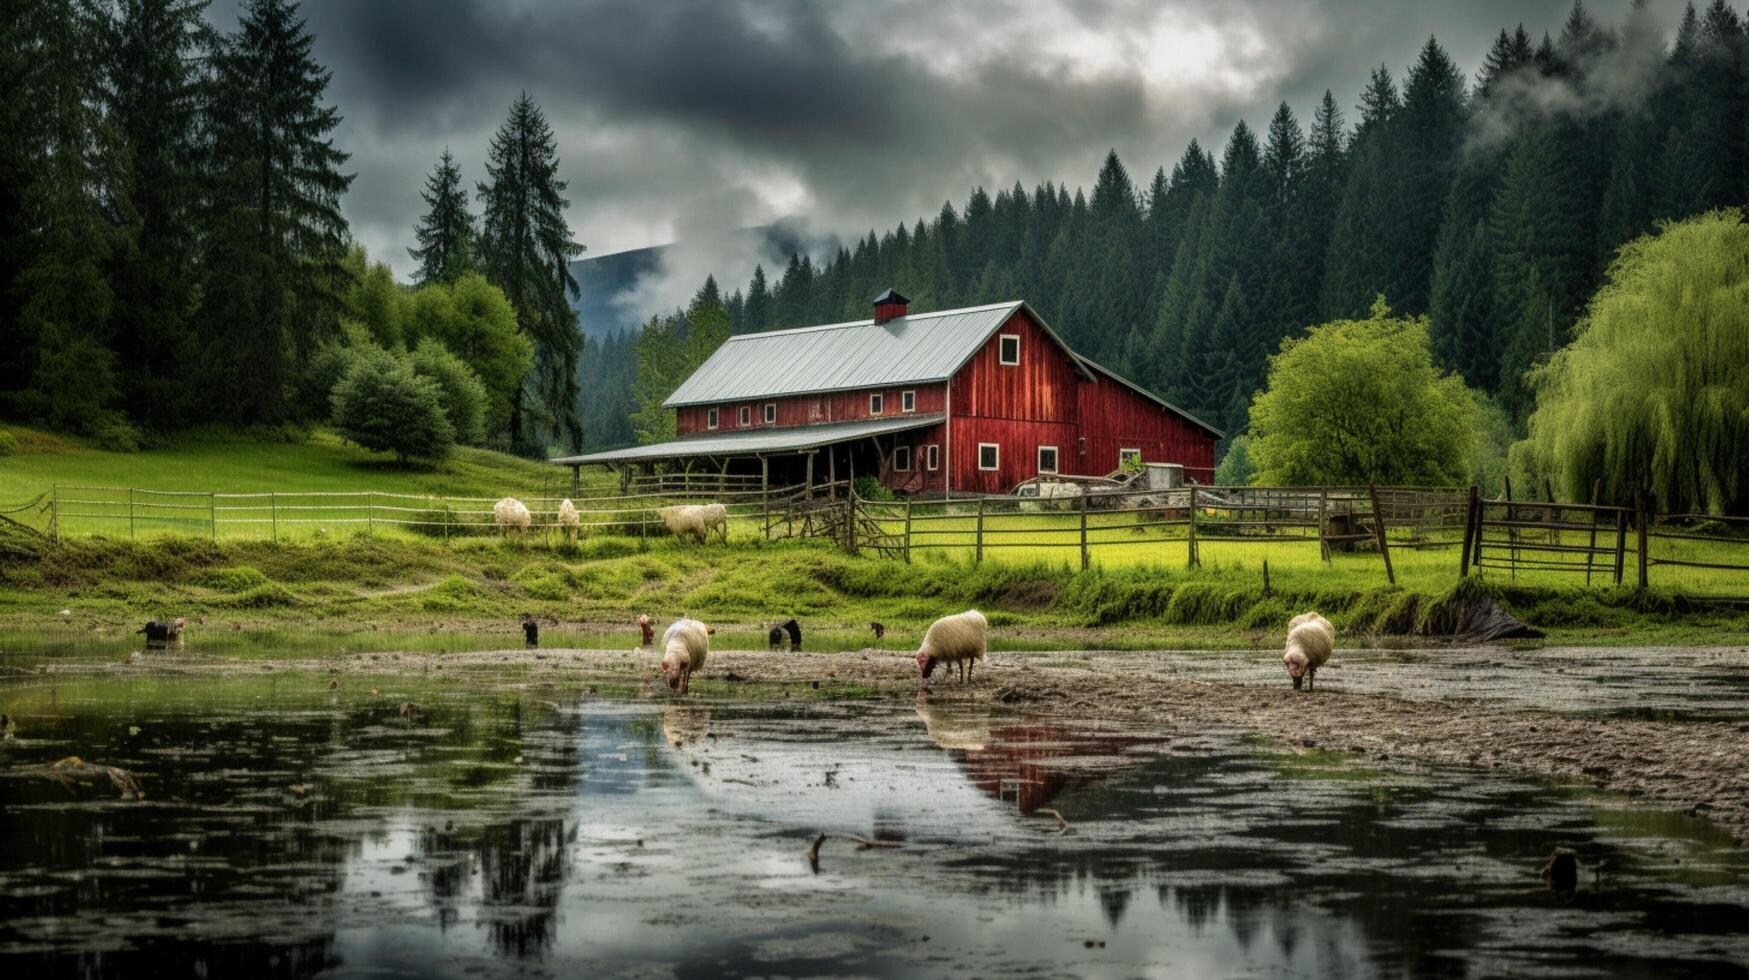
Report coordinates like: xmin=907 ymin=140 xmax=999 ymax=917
xmin=916 ymin=610 xmax=989 ymax=686
xmin=700 ymin=503 xmax=729 ymax=544
xmin=557 ymin=499 xmax=580 ymax=542
xmin=656 ymin=505 xmax=713 ymax=545
xmin=1283 ymin=611 xmax=1336 ymax=691
xmin=660 ymin=618 xmax=713 ymax=694
xmin=494 ymin=497 xmax=532 ymax=536
xmin=638 ymin=613 xmax=654 ymax=647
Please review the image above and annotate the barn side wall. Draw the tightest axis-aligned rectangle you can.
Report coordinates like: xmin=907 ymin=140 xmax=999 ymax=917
xmin=1074 ymin=372 xmax=1218 ymax=483
xmin=674 ymin=382 xmax=948 ymax=436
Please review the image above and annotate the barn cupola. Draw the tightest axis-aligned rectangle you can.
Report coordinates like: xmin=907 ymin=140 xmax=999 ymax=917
xmin=872 ymin=287 xmax=910 ymax=324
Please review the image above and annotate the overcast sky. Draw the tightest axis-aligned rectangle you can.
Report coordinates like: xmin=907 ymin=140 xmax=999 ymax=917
xmin=243 ymin=0 xmax=1663 ymax=315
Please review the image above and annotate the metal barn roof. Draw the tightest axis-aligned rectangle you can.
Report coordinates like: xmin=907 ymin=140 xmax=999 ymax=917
xmin=663 ymin=301 xmax=1026 ymax=407
xmin=552 ymin=414 xmax=946 ymax=466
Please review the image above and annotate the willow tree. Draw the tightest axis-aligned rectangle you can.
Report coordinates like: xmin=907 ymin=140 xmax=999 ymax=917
xmin=1512 ymin=210 xmax=1749 ymax=514
xmin=1248 ymin=297 xmax=1479 ymax=486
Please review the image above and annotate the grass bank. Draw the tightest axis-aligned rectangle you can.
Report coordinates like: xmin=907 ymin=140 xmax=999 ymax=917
xmin=1 ymin=527 xmax=1743 ymax=651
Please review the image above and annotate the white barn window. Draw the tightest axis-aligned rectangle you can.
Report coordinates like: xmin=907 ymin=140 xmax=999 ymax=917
xmin=1038 ymin=445 xmax=1059 ymax=474
xmin=978 ymin=443 xmax=999 ymax=471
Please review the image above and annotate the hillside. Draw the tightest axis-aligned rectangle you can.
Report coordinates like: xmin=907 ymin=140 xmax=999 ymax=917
xmin=0 ymin=426 xmax=573 ymax=503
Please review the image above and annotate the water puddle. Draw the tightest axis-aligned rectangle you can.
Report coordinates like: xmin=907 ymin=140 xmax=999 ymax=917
xmin=1 ymin=673 xmax=1746 ymax=977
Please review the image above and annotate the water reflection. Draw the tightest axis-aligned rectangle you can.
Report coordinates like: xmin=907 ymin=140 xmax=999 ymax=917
xmin=1 ymin=677 xmax=1746 ymax=978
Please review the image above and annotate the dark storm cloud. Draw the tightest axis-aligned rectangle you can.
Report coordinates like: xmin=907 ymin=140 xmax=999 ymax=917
xmin=276 ymin=0 xmax=1654 ymax=312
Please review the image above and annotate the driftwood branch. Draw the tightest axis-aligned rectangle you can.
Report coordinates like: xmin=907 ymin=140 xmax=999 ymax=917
xmin=807 ymin=832 xmax=902 ymax=869
xmin=11 ymin=756 xmax=145 ymax=800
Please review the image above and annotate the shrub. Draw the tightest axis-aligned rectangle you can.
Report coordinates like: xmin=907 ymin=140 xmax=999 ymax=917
xmin=330 ymin=348 xmax=455 ymax=463
xmin=296 ymin=344 xmax=362 ymax=423
xmin=90 ymin=414 xmax=141 ymax=453
xmin=214 ymin=583 xmax=300 ymax=608
xmin=852 ymin=475 xmax=894 ymax=501
xmin=0 ymin=429 xmax=17 ymax=456
xmin=408 ymin=337 xmax=489 ymax=446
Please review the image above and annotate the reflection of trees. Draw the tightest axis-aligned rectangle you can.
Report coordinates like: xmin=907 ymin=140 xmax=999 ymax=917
xmin=0 ymin=679 xmax=587 ymax=973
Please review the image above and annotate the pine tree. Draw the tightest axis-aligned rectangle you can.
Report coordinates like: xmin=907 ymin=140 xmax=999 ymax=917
xmin=1396 ymin=36 xmax=1467 ymax=313
xmin=201 ymin=0 xmax=353 ymax=424
xmin=6 ymin=0 xmax=120 ymax=434
xmin=99 ymin=0 xmax=211 ymax=431
xmin=742 ymin=264 xmax=771 ymax=333
xmin=1321 ymin=66 xmax=1405 ymax=318
xmin=476 ymin=91 xmax=585 ymax=452
xmin=409 ymin=149 xmax=475 ymax=285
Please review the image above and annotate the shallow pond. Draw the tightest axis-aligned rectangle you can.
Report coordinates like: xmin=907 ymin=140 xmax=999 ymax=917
xmin=1 ymin=672 xmax=1747 ymax=978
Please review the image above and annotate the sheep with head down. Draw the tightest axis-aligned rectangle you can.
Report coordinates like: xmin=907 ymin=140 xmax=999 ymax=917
xmin=659 ymin=617 xmax=714 ymax=694
xmin=493 ymin=497 xmax=532 ymax=536
xmin=557 ymin=498 xmax=579 ymax=542
xmin=1283 ymin=611 xmax=1335 ymax=691
xmin=916 ymin=609 xmax=988 ymax=687
xmin=656 ymin=504 xmax=728 ymax=545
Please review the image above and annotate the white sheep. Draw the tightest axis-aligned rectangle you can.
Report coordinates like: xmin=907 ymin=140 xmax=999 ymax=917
xmin=493 ymin=497 xmax=532 ymax=536
xmin=1283 ymin=611 xmax=1336 ymax=691
xmin=656 ymin=504 xmax=718 ymax=545
xmin=660 ymin=617 xmax=713 ymax=694
xmin=557 ymin=498 xmax=579 ymax=542
xmin=700 ymin=502 xmax=729 ymax=543
xmin=915 ymin=609 xmax=989 ymax=686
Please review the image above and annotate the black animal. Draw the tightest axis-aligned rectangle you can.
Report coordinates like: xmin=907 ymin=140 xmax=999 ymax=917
xmin=870 ymin=622 xmax=886 ymax=640
xmin=768 ymin=619 xmax=803 ymax=652
xmin=137 ymin=617 xmax=185 ymax=645
xmin=521 ymin=614 xmax=539 ymax=648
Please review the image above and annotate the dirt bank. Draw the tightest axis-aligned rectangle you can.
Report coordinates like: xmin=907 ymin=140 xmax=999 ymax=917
xmin=30 ymin=644 xmax=1749 ymax=843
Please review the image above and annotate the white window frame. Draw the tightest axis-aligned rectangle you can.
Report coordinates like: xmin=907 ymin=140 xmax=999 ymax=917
xmin=764 ymin=403 xmax=776 ymax=424
xmin=894 ymin=446 xmax=912 ymax=471
xmin=925 ymin=444 xmax=939 ymax=471
xmin=706 ymin=407 xmax=719 ymax=430
xmin=1037 ymin=445 xmax=1059 ymax=474
xmin=901 ymin=390 xmax=916 ymax=413
xmin=998 ymin=334 xmax=1020 ymax=366
xmin=1118 ymin=447 xmax=1142 ymax=468
xmin=977 ymin=443 xmax=1000 ymax=471
xmin=869 ymin=393 xmax=884 ymax=415
xmin=738 ymin=406 xmax=751 ymax=427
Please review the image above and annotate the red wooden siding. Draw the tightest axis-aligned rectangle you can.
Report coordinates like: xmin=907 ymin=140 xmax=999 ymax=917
xmin=1074 ymin=373 xmax=1217 ymax=483
xmin=949 ymin=310 xmax=1081 ymax=423
xmin=676 ymin=383 xmax=947 ymax=436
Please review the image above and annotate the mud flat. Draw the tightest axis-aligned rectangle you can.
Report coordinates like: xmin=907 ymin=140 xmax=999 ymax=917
xmin=30 ymin=641 xmax=1749 ymax=844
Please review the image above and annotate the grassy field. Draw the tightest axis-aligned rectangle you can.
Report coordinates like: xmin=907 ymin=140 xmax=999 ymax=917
xmin=0 ymin=425 xmax=584 ymax=501
xmin=0 ymin=426 xmax=1742 ymax=648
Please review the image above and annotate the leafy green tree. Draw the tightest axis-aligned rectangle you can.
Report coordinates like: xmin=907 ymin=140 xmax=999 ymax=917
xmin=1215 ymin=433 xmax=1255 ymax=486
xmin=404 ymin=272 xmax=531 ymax=444
xmin=341 ymin=248 xmax=408 ymax=348
xmin=1249 ymin=297 xmax=1480 ymax=486
xmin=330 ymin=347 xmax=454 ymax=464
xmin=200 ymin=0 xmax=353 ymax=424
xmin=1512 ymin=210 xmax=1749 ymax=514
xmin=409 ymin=149 xmax=475 ymax=285
xmin=476 ymin=91 xmax=584 ymax=452
xmin=630 ymin=278 xmax=732 ymax=443
xmin=408 ymin=337 xmax=489 ymax=446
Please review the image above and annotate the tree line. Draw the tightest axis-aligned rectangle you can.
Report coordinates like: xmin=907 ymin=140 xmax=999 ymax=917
xmin=606 ymin=1 xmax=1748 ymax=450
xmin=2 ymin=0 xmax=585 ymax=455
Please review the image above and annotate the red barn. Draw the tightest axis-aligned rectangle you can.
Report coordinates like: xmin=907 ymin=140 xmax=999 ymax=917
xmin=556 ymin=289 xmax=1220 ymax=494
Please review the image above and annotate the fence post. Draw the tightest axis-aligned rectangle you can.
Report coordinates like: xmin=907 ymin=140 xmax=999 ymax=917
xmin=762 ymin=485 xmax=771 ymax=542
xmin=903 ymin=499 xmax=914 ymax=564
xmin=1078 ymin=490 xmax=1090 ymax=571
xmin=128 ymin=488 xmax=136 ymax=540
xmin=50 ymin=484 xmax=59 ymax=541
xmin=1584 ymin=478 xmax=1600 ymax=587
xmin=1635 ymin=490 xmax=1650 ymax=589
xmin=1613 ymin=509 xmax=1627 ymax=586
xmin=1459 ymin=485 xmax=1478 ymax=577
xmin=1186 ymin=486 xmax=1199 ymax=569
xmin=209 ymin=493 xmax=217 ymax=541
xmin=1503 ymin=475 xmax=1518 ymax=581
xmin=974 ymin=497 xmax=985 ymax=565
xmin=367 ymin=492 xmax=375 ymax=535
xmin=848 ymin=495 xmax=859 ymax=555
xmin=1368 ymin=484 xmax=1395 ymax=586
xmin=271 ymin=492 xmax=278 ymax=543
xmin=1317 ymin=488 xmax=1330 ymax=563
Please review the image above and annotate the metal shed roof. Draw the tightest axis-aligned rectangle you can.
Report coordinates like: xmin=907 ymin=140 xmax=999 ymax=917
xmin=663 ymin=301 xmax=1026 ymax=407
xmin=551 ymin=414 xmax=945 ymax=466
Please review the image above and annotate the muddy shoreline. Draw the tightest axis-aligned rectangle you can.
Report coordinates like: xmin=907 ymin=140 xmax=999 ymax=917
xmin=24 ymin=643 xmax=1749 ymax=843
